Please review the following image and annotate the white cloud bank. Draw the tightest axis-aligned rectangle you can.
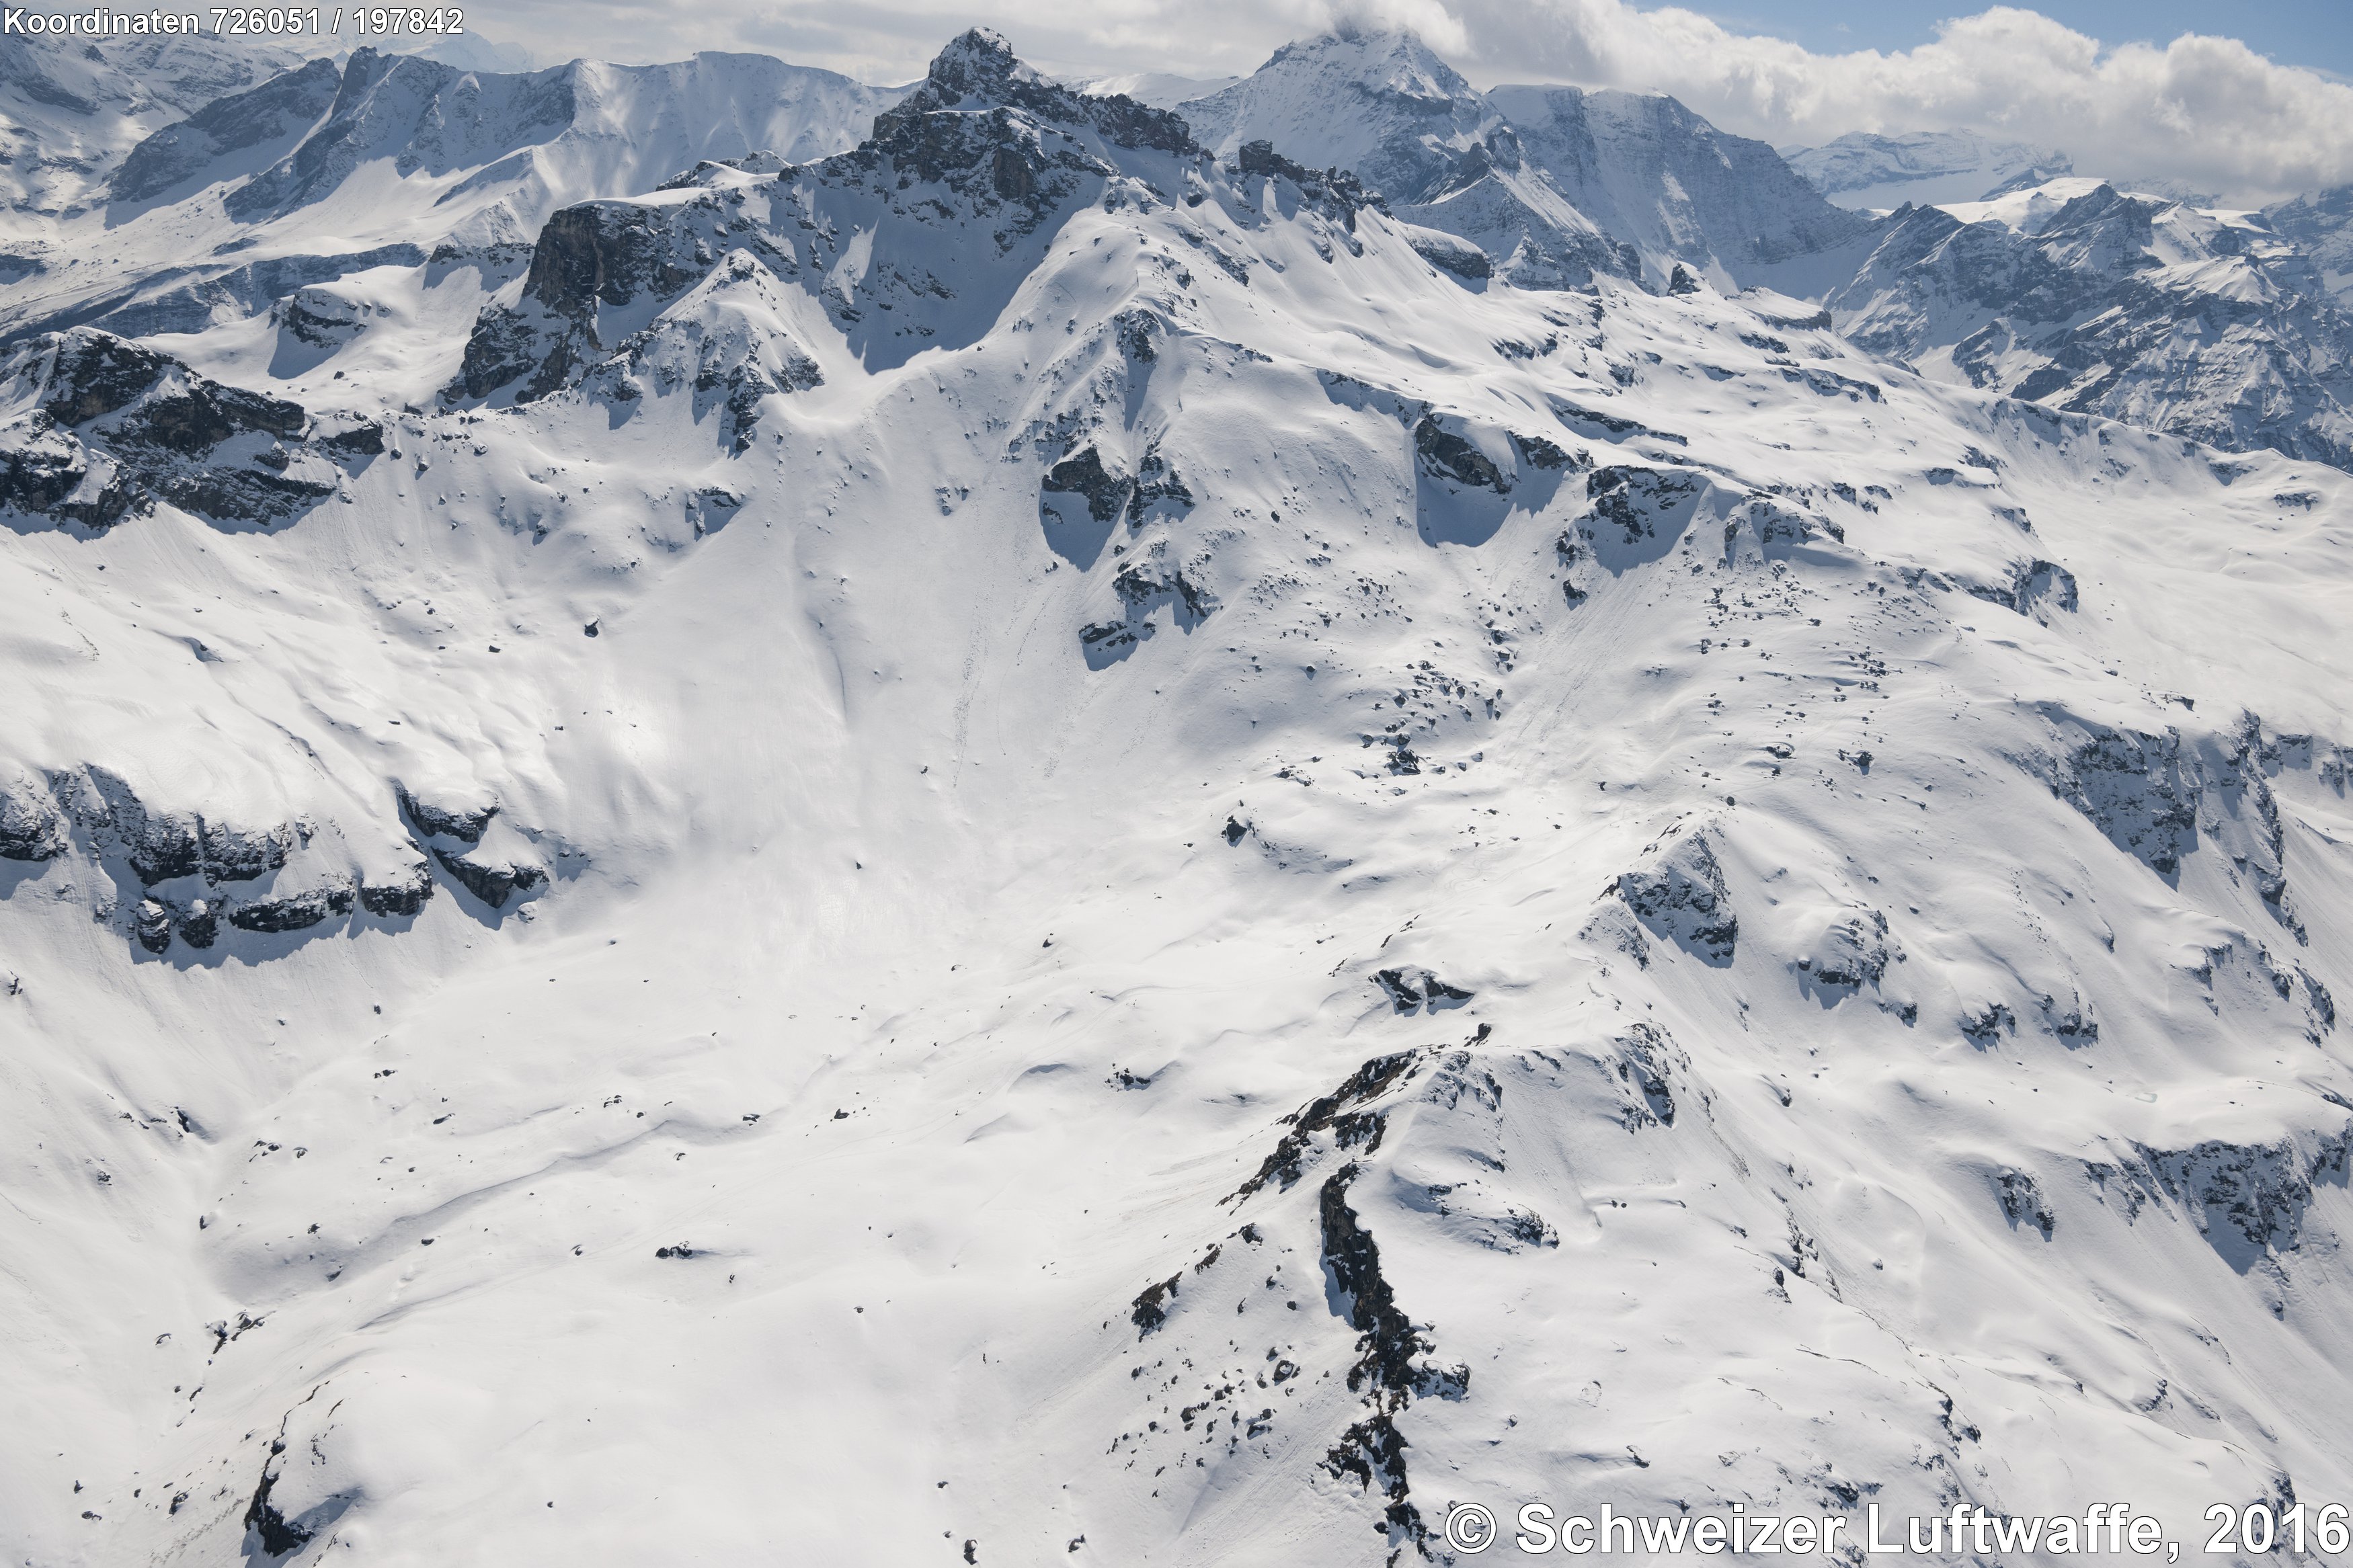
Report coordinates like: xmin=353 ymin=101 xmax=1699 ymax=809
xmin=463 ymin=0 xmax=2353 ymax=203
xmin=1443 ymin=1 xmax=2353 ymax=203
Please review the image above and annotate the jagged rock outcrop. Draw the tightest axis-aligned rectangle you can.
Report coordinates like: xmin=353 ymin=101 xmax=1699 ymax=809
xmin=0 ymin=774 xmax=68 ymax=862
xmin=0 ymin=329 xmax=337 ymax=526
xmin=2023 ymin=714 xmax=2202 ymax=878
xmin=1615 ymin=828 xmax=1738 ymax=962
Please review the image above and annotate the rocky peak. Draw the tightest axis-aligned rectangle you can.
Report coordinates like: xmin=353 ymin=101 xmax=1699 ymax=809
xmin=871 ymin=29 xmax=1195 ymax=155
xmin=920 ymin=28 xmax=1041 ymax=104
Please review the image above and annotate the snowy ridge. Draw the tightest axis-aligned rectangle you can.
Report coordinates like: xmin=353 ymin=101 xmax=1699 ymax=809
xmin=0 ymin=25 xmax=2350 ymax=1568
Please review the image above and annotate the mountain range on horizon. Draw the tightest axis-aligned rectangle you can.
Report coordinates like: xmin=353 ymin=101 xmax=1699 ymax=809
xmin=10 ymin=24 xmax=2353 ymax=472
xmin=3 ymin=21 xmax=2352 ymax=1567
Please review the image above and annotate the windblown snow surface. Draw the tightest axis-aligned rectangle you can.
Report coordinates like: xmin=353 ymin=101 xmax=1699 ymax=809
xmin=3 ymin=27 xmax=2353 ymax=1568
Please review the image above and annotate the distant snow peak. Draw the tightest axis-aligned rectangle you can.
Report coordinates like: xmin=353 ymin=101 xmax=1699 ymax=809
xmin=1783 ymin=128 xmax=2075 ymax=210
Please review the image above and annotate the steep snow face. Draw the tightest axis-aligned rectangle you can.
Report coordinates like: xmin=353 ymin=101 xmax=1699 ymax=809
xmin=5 ymin=26 xmax=2353 ymax=1568
xmin=0 ymin=48 xmax=907 ymax=345
xmin=1830 ymin=179 xmax=2353 ymax=470
xmin=1784 ymin=130 xmax=2074 ymax=212
xmin=1486 ymin=84 xmax=1870 ymax=284
xmin=1178 ymin=30 xmax=1866 ymax=290
xmin=1179 ymin=28 xmax=1494 ymax=206
xmin=0 ymin=34 xmax=298 ymax=221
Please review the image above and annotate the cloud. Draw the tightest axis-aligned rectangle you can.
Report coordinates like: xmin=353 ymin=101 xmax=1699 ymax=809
xmin=1443 ymin=1 xmax=2353 ymax=202
xmin=446 ymin=0 xmax=2351 ymax=203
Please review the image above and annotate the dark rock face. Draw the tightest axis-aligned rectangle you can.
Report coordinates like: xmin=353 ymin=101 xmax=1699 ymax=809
xmin=1587 ymin=465 xmax=1706 ymax=545
xmin=1125 ymin=446 xmax=1194 ymax=523
xmin=432 ymin=847 xmax=547 ymax=909
xmin=2108 ymin=1129 xmax=2353 ymax=1260
xmin=228 ymin=881 xmax=356 ymax=934
xmin=1232 ymin=1049 xmax=1423 ymax=1202
xmin=1043 ymin=445 xmax=1131 ymax=524
xmin=1371 ymin=967 xmax=1473 ymax=1013
xmin=1966 ymin=557 xmax=2079 ymax=619
xmin=1613 ymin=1022 xmax=1679 ymax=1128
xmin=84 ymin=770 xmax=298 ymax=889
xmin=0 ymin=777 xmax=67 ymax=861
xmin=1316 ymin=1167 xmax=1433 ymax=1553
xmin=241 ymin=1452 xmax=315 ymax=1557
xmin=2028 ymin=717 xmax=2200 ymax=877
xmin=1232 ymin=139 xmax=1384 ymax=231
xmin=120 ymin=808 xmax=202 ymax=886
xmin=1995 ymin=1169 xmax=2055 ymax=1238
xmin=358 ymin=863 xmax=434 ymax=917
xmin=1 ymin=329 xmax=337 ymax=528
xmin=133 ymin=899 xmax=173 ymax=955
xmin=1800 ymin=909 xmax=1893 ymax=990
xmin=1616 ymin=831 xmax=1737 ymax=962
xmin=452 ymin=31 xmax=1209 ymax=403
xmin=177 ymin=901 xmax=219 ymax=948
xmin=1414 ymin=414 xmax=1509 ymax=493
xmin=397 ymin=788 xmax=495 ymax=845
xmin=111 ymin=57 xmax=343 ymax=204
xmin=451 ymin=202 xmax=721 ymax=404
xmin=200 ymin=821 xmax=290 ymax=884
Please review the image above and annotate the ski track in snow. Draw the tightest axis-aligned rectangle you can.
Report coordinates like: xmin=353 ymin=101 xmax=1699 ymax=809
xmin=1 ymin=25 xmax=2351 ymax=1568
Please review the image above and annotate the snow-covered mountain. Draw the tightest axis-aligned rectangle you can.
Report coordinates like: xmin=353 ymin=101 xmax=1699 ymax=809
xmin=1178 ymin=30 xmax=1865 ymax=290
xmin=0 ymin=48 xmax=906 ymax=345
xmin=0 ymin=34 xmax=299 ymax=221
xmin=1174 ymin=31 xmax=2353 ymax=480
xmin=1782 ymin=130 xmax=2075 ymax=212
xmin=2264 ymin=183 xmax=2353 ymax=308
xmin=4 ymin=25 xmax=2353 ymax=1568
xmin=1829 ymin=178 xmax=2353 ymax=470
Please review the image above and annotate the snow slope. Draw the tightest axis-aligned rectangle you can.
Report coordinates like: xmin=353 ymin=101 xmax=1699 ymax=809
xmin=1 ymin=25 xmax=2352 ymax=1568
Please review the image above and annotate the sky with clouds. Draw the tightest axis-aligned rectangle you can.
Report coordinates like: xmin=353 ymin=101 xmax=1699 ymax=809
xmin=450 ymin=0 xmax=2353 ymax=203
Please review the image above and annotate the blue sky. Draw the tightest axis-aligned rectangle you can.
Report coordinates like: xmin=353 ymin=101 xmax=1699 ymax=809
xmin=1690 ymin=0 xmax=2350 ymax=77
